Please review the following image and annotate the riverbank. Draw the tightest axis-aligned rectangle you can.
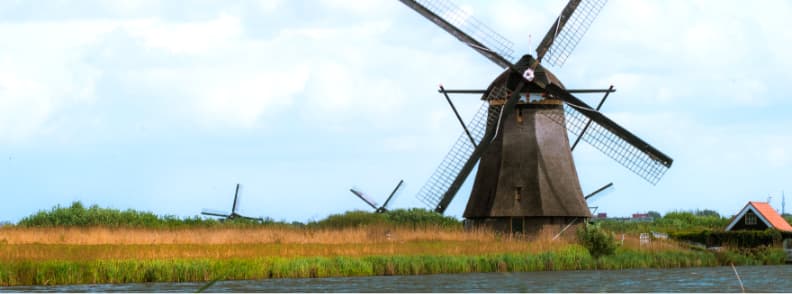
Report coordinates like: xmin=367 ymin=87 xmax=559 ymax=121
xmin=0 ymin=227 xmax=786 ymax=286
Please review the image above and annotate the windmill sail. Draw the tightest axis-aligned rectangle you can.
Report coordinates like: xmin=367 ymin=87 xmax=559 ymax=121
xmin=536 ymin=0 xmax=607 ymax=66
xmin=584 ymin=182 xmax=614 ymax=200
xmin=399 ymin=0 xmax=514 ymax=69
xmin=237 ymin=215 xmax=265 ymax=221
xmin=231 ymin=183 xmax=241 ymax=214
xmin=350 ymin=188 xmax=380 ymax=210
xmin=416 ymin=82 xmax=528 ymax=213
xmin=201 ymin=209 xmax=230 ymax=218
xmin=380 ymin=180 xmax=405 ymax=211
xmin=543 ymin=85 xmax=673 ymax=184
xmin=415 ymin=102 xmax=497 ymax=211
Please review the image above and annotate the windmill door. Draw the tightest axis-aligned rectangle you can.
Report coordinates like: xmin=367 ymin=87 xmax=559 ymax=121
xmin=511 ymin=217 xmax=523 ymax=234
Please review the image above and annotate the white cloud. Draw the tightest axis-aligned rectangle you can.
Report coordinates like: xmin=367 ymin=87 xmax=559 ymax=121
xmin=277 ymin=20 xmax=390 ymax=40
xmin=102 ymin=0 xmax=160 ymax=16
xmin=256 ymin=0 xmax=283 ymax=14
xmin=119 ymin=61 xmax=310 ymax=129
xmin=195 ymin=66 xmax=310 ymax=128
xmin=379 ymin=135 xmax=421 ymax=152
xmin=0 ymin=13 xmax=311 ymax=139
xmin=0 ymin=72 xmax=54 ymax=141
xmin=304 ymin=61 xmax=403 ymax=115
xmin=123 ymin=14 xmax=243 ymax=55
xmin=320 ymin=0 xmax=393 ymax=17
xmin=0 ymin=20 xmax=110 ymax=143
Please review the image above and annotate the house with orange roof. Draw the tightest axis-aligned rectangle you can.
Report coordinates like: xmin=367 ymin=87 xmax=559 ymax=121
xmin=724 ymin=202 xmax=792 ymax=262
xmin=725 ymin=201 xmax=792 ymax=232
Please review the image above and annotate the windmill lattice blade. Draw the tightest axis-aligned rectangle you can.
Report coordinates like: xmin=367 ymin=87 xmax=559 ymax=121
xmin=542 ymin=101 xmax=671 ymax=185
xmin=350 ymin=189 xmax=380 ymax=210
xmin=399 ymin=0 xmax=515 ymax=68
xmin=232 ymin=183 xmax=240 ymax=214
xmin=201 ymin=210 xmax=231 ymax=218
xmin=584 ymin=182 xmax=614 ymax=201
xmin=239 ymin=215 xmax=264 ymax=222
xmin=539 ymin=0 xmax=607 ymax=67
xmin=381 ymin=180 xmax=405 ymax=210
xmin=415 ymin=101 xmax=502 ymax=210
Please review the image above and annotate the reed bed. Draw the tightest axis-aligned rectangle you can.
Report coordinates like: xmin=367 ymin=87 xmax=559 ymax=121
xmin=0 ymin=226 xmax=719 ymax=263
xmin=0 ymin=226 xmax=492 ymax=245
xmin=0 ymin=246 xmax=728 ymax=286
xmin=0 ymin=226 xmax=784 ymax=286
xmin=0 ymin=226 xmax=575 ymax=261
xmin=0 ymin=241 xmax=565 ymax=262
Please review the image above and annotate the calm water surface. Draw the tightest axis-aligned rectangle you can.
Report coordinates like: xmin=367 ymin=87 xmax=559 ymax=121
xmin=3 ymin=265 xmax=791 ymax=292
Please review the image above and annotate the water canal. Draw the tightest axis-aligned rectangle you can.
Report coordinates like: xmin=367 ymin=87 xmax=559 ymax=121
xmin=4 ymin=265 xmax=790 ymax=292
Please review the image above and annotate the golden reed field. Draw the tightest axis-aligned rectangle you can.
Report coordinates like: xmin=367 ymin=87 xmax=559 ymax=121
xmin=0 ymin=226 xmax=684 ymax=262
xmin=1 ymin=226 xmax=772 ymax=286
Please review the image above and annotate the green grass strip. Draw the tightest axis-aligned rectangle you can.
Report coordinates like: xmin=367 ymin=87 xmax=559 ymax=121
xmin=1 ymin=245 xmax=783 ymax=286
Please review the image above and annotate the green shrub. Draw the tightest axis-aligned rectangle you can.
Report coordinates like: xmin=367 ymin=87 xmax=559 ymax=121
xmin=308 ymin=210 xmax=388 ymax=229
xmin=670 ymin=229 xmax=785 ymax=248
xmin=16 ymin=201 xmax=290 ymax=229
xmin=16 ymin=202 xmax=461 ymax=230
xmin=384 ymin=208 xmax=461 ymax=229
xmin=306 ymin=208 xmax=462 ymax=230
xmin=598 ymin=210 xmax=730 ymax=234
xmin=577 ymin=223 xmax=616 ymax=259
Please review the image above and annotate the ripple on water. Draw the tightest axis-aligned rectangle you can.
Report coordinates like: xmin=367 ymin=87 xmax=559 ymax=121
xmin=3 ymin=265 xmax=790 ymax=292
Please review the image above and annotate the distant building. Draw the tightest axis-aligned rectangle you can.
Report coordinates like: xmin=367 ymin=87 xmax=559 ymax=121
xmin=725 ymin=201 xmax=792 ymax=232
xmin=596 ymin=212 xmax=607 ymax=219
xmin=631 ymin=213 xmax=653 ymax=222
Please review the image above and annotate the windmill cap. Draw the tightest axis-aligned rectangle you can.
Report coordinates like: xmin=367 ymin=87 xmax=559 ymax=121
xmin=482 ymin=60 xmax=565 ymax=101
xmin=515 ymin=54 xmax=537 ymax=67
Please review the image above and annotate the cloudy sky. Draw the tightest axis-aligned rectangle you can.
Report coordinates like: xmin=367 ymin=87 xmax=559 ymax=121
xmin=1 ymin=0 xmax=791 ymax=223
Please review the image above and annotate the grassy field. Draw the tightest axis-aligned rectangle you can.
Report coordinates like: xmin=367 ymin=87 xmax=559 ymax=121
xmin=0 ymin=203 xmax=787 ymax=286
xmin=0 ymin=248 xmax=726 ymax=286
xmin=0 ymin=226 xmax=786 ymax=286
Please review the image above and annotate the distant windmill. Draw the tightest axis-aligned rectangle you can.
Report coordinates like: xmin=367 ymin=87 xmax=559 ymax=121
xmin=349 ymin=180 xmax=405 ymax=213
xmin=202 ymin=183 xmax=263 ymax=221
xmin=585 ymin=182 xmax=614 ymax=215
xmin=585 ymin=182 xmax=614 ymax=202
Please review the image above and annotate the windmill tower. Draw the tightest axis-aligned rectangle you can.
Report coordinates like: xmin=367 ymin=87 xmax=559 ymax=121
xmin=400 ymin=0 xmax=673 ymax=235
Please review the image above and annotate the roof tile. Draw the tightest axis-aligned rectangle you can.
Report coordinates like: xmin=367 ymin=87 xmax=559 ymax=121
xmin=749 ymin=201 xmax=792 ymax=232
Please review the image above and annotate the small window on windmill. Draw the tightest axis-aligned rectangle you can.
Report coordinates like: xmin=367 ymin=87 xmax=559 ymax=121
xmin=528 ymin=93 xmax=544 ymax=103
xmin=745 ymin=213 xmax=757 ymax=225
xmin=516 ymin=108 xmax=524 ymax=124
xmin=514 ymin=186 xmax=522 ymax=203
xmin=518 ymin=93 xmax=528 ymax=103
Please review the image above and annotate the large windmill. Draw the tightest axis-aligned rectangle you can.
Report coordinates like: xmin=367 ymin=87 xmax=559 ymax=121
xmin=400 ymin=0 xmax=673 ymax=234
